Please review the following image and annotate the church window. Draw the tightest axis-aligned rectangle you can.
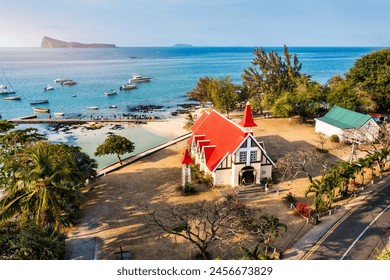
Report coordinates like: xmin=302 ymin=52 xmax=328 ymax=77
xmin=250 ymin=151 xmax=257 ymax=162
xmin=251 ymin=139 xmax=258 ymax=147
xmin=240 ymin=140 xmax=248 ymax=149
xmin=239 ymin=151 xmax=247 ymax=163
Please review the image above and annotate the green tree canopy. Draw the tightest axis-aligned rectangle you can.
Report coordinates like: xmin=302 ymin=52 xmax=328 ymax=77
xmin=346 ymin=49 xmax=390 ymax=112
xmin=326 ymin=49 xmax=390 ymax=113
xmin=95 ymin=134 xmax=135 ymax=165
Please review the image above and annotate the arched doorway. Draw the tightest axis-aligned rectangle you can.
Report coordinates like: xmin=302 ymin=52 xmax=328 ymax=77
xmin=239 ymin=166 xmax=256 ymax=185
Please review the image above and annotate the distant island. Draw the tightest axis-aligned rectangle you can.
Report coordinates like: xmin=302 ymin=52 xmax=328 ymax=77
xmin=41 ymin=36 xmax=116 ymax=48
xmin=172 ymin=44 xmax=193 ymax=47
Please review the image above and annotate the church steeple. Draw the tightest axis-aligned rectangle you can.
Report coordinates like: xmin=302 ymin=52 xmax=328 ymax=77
xmin=239 ymin=102 xmax=257 ymax=134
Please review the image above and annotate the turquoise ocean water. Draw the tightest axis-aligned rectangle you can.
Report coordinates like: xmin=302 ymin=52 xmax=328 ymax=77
xmin=0 ymin=46 xmax=384 ymax=120
xmin=0 ymin=46 xmax=385 ymax=167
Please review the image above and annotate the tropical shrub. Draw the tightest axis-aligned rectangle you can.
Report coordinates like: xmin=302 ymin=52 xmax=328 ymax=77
xmin=296 ymin=203 xmax=310 ymax=218
xmin=330 ymin=134 xmax=340 ymax=143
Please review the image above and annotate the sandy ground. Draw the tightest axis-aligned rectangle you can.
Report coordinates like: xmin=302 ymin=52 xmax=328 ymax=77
xmin=65 ymin=112 xmax=375 ymax=260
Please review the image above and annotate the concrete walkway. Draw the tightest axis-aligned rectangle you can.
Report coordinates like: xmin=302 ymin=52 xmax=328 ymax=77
xmin=283 ymin=174 xmax=390 ymax=260
xmin=96 ymin=132 xmax=191 ymax=177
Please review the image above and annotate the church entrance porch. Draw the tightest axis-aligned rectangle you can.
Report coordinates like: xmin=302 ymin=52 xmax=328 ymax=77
xmin=239 ymin=166 xmax=256 ymax=185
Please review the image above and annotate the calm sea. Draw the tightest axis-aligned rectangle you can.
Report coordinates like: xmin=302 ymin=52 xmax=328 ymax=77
xmin=0 ymin=46 xmax=385 ymax=168
xmin=0 ymin=46 xmax=384 ymax=120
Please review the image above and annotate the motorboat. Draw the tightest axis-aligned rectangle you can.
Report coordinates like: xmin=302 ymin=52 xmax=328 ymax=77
xmin=30 ymin=99 xmax=49 ymax=105
xmin=32 ymin=107 xmax=50 ymax=113
xmin=54 ymin=112 xmax=64 ymax=116
xmin=119 ymin=83 xmax=137 ymax=91
xmin=129 ymin=73 xmax=151 ymax=83
xmin=61 ymin=80 xmax=77 ymax=86
xmin=4 ymin=96 xmax=21 ymax=100
xmin=54 ymin=78 xmax=68 ymax=83
xmin=71 ymin=94 xmax=77 ymax=97
xmin=87 ymin=106 xmax=99 ymax=110
xmin=105 ymin=89 xmax=117 ymax=96
xmin=44 ymin=85 xmax=55 ymax=91
xmin=109 ymin=105 xmax=117 ymax=109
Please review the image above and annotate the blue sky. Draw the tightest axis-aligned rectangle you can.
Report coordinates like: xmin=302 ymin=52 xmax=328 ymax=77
xmin=1 ymin=0 xmax=389 ymax=47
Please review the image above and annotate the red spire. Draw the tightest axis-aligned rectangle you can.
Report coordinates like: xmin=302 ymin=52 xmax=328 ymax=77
xmin=181 ymin=148 xmax=193 ymax=165
xmin=239 ymin=102 xmax=257 ymax=128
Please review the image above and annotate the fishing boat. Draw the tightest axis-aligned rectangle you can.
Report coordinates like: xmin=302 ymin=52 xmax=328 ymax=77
xmin=87 ymin=106 xmax=99 ymax=110
xmin=119 ymin=83 xmax=137 ymax=91
xmin=61 ymin=80 xmax=77 ymax=86
xmin=54 ymin=112 xmax=64 ymax=116
xmin=32 ymin=107 xmax=50 ymax=113
xmin=4 ymin=96 xmax=21 ymax=100
xmin=129 ymin=73 xmax=151 ymax=83
xmin=104 ymin=89 xmax=117 ymax=96
xmin=30 ymin=99 xmax=49 ymax=105
xmin=44 ymin=85 xmax=55 ymax=91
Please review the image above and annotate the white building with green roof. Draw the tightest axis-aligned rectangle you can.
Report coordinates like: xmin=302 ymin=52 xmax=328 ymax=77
xmin=315 ymin=106 xmax=380 ymax=142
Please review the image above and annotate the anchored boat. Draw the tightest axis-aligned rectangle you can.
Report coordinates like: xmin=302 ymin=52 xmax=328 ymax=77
xmin=32 ymin=107 xmax=50 ymax=113
xmin=30 ymin=99 xmax=49 ymax=105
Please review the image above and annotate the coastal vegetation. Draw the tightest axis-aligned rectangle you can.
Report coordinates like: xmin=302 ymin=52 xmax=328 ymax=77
xmin=188 ymin=46 xmax=390 ymax=119
xmin=0 ymin=120 xmax=96 ymax=259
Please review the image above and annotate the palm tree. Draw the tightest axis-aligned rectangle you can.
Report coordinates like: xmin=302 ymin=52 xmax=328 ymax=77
xmin=240 ymin=243 xmax=268 ymax=260
xmin=258 ymin=214 xmax=287 ymax=256
xmin=0 ymin=141 xmax=84 ymax=230
xmin=305 ymin=179 xmax=326 ymax=213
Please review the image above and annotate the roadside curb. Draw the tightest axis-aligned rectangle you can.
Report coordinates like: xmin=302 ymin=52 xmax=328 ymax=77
xmin=282 ymin=174 xmax=390 ymax=260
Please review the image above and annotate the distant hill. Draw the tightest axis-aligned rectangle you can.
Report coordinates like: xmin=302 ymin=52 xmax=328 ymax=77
xmin=41 ymin=36 xmax=116 ymax=48
xmin=172 ymin=44 xmax=193 ymax=47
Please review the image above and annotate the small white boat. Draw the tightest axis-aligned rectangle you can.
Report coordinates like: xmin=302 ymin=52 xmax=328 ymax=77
xmin=87 ymin=106 xmax=99 ymax=110
xmin=71 ymin=94 xmax=77 ymax=97
xmin=30 ymin=99 xmax=49 ymax=105
xmin=105 ymin=89 xmax=117 ymax=96
xmin=33 ymin=107 xmax=50 ymax=113
xmin=109 ymin=105 xmax=117 ymax=109
xmin=0 ymin=84 xmax=7 ymax=89
xmin=4 ymin=96 xmax=21 ymax=100
xmin=54 ymin=112 xmax=64 ymax=116
xmin=119 ymin=83 xmax=137 ymax=91
xmin=44 ymin=85 xmax=55 ymax=91
xmin=129 ymin=73 xmax=151 ymax=83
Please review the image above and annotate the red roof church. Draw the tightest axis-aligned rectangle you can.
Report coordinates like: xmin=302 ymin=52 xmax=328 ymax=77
xmin=189 ymin=103 xmax=274 ymax=187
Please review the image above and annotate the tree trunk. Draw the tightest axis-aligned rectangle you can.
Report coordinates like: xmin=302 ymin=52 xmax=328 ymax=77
xmin=117 ymin=155 xmax=123 ymax=165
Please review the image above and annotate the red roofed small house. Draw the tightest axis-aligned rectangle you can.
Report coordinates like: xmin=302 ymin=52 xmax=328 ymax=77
xmin=189 ymin=102 xmax=274 ymax=187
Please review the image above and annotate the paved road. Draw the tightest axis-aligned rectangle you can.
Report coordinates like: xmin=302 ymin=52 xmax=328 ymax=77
xmin=304 ymin=184 xmax=390 ymax=260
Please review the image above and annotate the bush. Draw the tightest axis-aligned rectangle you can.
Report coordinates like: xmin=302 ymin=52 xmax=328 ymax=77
xmin=180 ymin=184 xmax=197 ymax=195
xmin=0 ymin=222 xmax=65 ymax=260
xmin=285 ymin=192 xmax=297 ymax=206
xmin=329 ymin=134 xmax=340 ymax=143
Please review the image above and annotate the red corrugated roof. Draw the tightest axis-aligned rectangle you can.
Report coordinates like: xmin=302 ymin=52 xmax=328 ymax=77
xmin=191 ymin=110 xmax=246 ymax=171
xmin=181 ymin=149 xmax=193 ymax=165
xmin=239 ymin=102 xmax=257 ymax=128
